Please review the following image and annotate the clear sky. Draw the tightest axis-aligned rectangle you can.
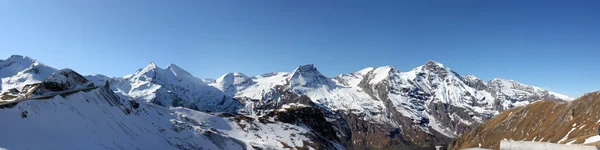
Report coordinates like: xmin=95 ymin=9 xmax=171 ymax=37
xmin=0 ymin=0 xmax=599 ymax=97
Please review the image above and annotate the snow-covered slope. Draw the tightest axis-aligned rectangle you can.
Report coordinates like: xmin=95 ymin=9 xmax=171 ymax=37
xmin=0 ymin=84 xmax=337 ymax=149
xmin=0 ymin=55 xmax=57 ymax=92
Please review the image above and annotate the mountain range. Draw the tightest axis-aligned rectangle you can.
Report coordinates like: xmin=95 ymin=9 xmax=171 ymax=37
xmin=0 ymin=55 xmax=573 ymax=150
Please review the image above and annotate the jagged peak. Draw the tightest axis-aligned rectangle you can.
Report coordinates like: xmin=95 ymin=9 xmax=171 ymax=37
xmin=139 ymin=62 xmax=159 ymax=72
xmin=292 ymin=64 xmax=320 ymax=74
xmin=287 ymin=64 xmax=334 ymax=88
xmin=418 ymin=60 xmax=446 ymax=70
xmin=425 ymin=60 xmax=445 ymax=67
xmin=148 ymin=62 xmax=158 ymax=68
xmin=289 ymin=64 xmax=327 ymax=78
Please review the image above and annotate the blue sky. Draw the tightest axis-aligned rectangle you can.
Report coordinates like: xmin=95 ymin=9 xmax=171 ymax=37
xmin=0 ymin=1 xmax=599 ymax=97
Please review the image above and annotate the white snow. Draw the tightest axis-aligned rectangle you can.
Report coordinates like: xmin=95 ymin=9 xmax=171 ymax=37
xmin=500 ymin=140 xmax=596 ymax=150
xmin=558 ymin=123 xmax=577 ymax=143
xmin=585 ymin=135 xmax=600 ymax=144
xmin=0 ymin=88 xmax=226 ymax=150
xmin=367 ymin=66 xmax=393 ymax=84
xmin=211 ymin=72 xmax=253 ymax=96
xmin=235 ymin=72 xmax=290 ymax=100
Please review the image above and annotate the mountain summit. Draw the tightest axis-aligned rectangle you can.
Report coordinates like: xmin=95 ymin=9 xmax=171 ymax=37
xmin=287 ymin=64 xmax=335 ymax=90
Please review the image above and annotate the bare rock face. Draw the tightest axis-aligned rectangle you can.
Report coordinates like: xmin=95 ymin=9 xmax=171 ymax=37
xmin=338 ymin=112 xmax=453 ymax=150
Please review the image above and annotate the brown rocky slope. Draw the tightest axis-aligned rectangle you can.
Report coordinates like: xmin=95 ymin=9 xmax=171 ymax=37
xmin=451 ymin=91 xmax=600 ymax=149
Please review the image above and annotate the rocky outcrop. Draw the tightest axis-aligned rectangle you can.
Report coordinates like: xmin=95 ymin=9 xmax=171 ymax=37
xmin=263 ymin=105 xmax=340 ymax=149
xmin=38 ymin=69 xmax=93 ymax=92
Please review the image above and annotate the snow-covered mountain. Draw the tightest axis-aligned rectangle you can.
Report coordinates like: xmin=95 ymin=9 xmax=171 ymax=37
xmin=0 ymin=55 xmax=57 ymax=92
xmin=208 ymin=60 xmax=573 ymax=149
xmin=0 ymin=55 xmax=574 ymax=149
xmin=86 ymin=62 xmax=242 ymax=113
xmin=0 ymin=57 xmax=342 ymax=150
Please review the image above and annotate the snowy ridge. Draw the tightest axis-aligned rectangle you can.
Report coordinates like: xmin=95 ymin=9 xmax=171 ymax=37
xmin=0 ymin=84 xmax=331 ymax=149
xmin=488 ymin=78 xmax=574 ymax=109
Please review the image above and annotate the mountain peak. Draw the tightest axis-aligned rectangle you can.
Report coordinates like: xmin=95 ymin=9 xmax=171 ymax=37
xmin=364 ymin=65 xmax=399 ymax=84
xmin=165 ymin=63 xmax=179 ymax=69
xmin=164 ymin=63 xmax=193 ymax=76
xmin=8 ymin=55 xmax=25 ymax=59
xmin=287 ymin=64 xmax=334 ymax=89
xmin=3 ymin=55 xmax=38 ymax=65
xmin=145 ymin=62 xmax=158 ymax=70
xmin=424 ymin=60 xmax=445 ymax=68
xmin=293 ymin=64 xmax=319 ymax=73
xmin=213 ymin=72 xmax=253 ymax=96
xmin=36 ymin=68 xmax=93 ymax=93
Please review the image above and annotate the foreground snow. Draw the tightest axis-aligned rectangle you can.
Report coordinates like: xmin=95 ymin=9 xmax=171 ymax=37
xmin=500 ymin=140 xmax=597 ymax=150
xmin=585 ymin=135 xmax=600 ymax=144
xmin=0 ymin=87 xmax=337 ymax=149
